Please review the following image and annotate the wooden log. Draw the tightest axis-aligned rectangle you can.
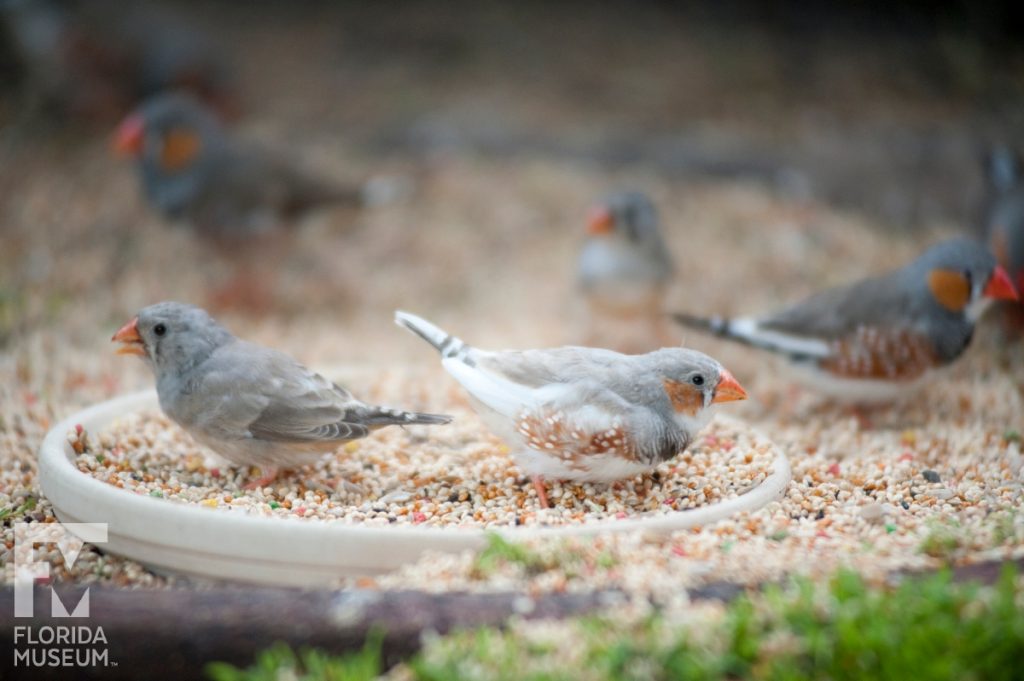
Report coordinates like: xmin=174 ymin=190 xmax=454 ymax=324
xmin=2 ymin=556 xmax=1020 ymax=679
xmin=0 ymin=586 xmax=622 ymax=680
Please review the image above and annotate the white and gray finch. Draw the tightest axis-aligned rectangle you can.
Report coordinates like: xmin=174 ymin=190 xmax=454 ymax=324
xmin=577 ymin=191 xmax=675 ymax=351
xmin=673 ymin=237 xmax=1019 ymax=403
xmin=395 ymin=311 xmax=746 ymax=507
xmin=113 ymin=302 xmax=451 ymax=487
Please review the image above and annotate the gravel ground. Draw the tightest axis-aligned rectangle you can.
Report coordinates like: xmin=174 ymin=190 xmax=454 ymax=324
xmin=1 ymin=0 xmax=1023 ymax=609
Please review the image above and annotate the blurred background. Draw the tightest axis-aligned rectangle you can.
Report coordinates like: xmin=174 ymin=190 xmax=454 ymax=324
xmin=1 ymin=0 xmax=1023 ymax=379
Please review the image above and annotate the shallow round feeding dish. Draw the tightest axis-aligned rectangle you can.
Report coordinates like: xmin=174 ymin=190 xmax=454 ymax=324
xmin=39 ymin=389 xmax=791 ymax=587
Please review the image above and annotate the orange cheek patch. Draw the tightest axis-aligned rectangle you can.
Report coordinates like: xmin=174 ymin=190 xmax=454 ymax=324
xmin=159 ymin=128 xmax=203 ymax=172
xmin=662 ymin=379 xmax=703 ymax=416
xmin=927 ymin=269 xmax=970 ymax=312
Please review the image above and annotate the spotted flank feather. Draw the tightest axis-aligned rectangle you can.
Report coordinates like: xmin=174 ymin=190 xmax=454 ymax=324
xmin=821 ymin=327 xmax=938 ymax=381
xmin=516 ymin=408 xmax=636 ymax=466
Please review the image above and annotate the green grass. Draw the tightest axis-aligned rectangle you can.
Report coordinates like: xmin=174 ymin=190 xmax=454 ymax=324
xmin=206 ymin=631 xmax=383 ymax=681
xmin=470 ymin=533 xmax=618 ymax=581
xmin=471 ymin=533 xmax=551 ymax=578
xmin=207 ymin=566 xmax=1024 ymax=681
xmin=0 ymin=496 xmax=36 ymax=521
xmin=918 ymin=519 xmax=963 ymax=559
xmin=993 ymin=510 xmax=1022 ymax=547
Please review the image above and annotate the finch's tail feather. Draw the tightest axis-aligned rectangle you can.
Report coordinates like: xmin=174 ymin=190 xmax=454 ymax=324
xmin=357 ymin=405 xmax=452 ymax=428
xmin=295 ymin=175 xmax=414 ymax=213
xmin=286 ymin=175 xmax=363 ymax=215
xmin=394 ymin=310 xmax=475 ymax=365
xmin=671 ymin=312 xmax=732 ymax=337
xmin=671 ymin=312 xmax=829 ymax=361
xmin=360 ymin=175 xmax=415 ymax=207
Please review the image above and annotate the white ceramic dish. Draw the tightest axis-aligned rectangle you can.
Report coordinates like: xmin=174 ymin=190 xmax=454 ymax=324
xmin=38 ymin=390 xmax=791 ymax=586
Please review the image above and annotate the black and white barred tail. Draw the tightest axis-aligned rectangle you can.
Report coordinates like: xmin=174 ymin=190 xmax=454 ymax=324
xmin=394 ymin=311 xmax=476 ymax=365
xmin=672 ymin=312 xmax=731 ymax=338
xmin=355 ymin=404 xmax=452 ymax=428
xmin=672 ymin=312 xmax=828 ymax=362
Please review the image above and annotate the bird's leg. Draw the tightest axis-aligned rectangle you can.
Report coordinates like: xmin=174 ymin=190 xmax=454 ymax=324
xmin=243 ymin=466 xmax=281 ymax=490
xmin=323 ymin=477 xmax=364 ymax=496
xmin=848 ymin=404 xmax=875 ymax=431
xmin=532 ymin=475 xmax=551 ymax=509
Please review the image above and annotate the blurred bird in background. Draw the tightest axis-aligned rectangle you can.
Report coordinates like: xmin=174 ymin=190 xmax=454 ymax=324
xmin=674 ymin=237 xmax=1018 ymax=404
xmin=1 ymin=0 xmax=235 ymax=122
xmin=982 ymin=146 xmax=1024 ymax=337
xmin=113 ymin=92 xmax=383 ymax=310
xmin=576 ymin=191 xmax=675 ymax=352
xmin=113 ymin=92 xmax=365 ymax=239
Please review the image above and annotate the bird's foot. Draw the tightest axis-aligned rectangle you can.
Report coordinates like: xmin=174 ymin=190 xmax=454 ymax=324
xmin=532 ymin=475 xmax=550 ymax=509
xmin=326 ymin=477 xmax=364 ymax=497
xmin=243 ymin=466 xmax=281 ymax=490
xmin=849 ymin=405 xmax=875 ymax=431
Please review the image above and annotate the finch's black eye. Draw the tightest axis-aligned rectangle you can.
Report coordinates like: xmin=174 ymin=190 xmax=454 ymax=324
xmin=153 ymin=323 xmax=167 ymax=337
xmin=691 ymin=374 xmax=705 ymax=387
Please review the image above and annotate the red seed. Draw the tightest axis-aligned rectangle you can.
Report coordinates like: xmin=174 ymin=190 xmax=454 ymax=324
xmin=827 ymin=463 xmax=841 ymax=476
xmin=412 ymin=511 xmax=427 ymax=523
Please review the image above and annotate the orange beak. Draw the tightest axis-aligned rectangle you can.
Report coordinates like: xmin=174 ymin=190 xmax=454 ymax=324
xmin=586 ymin=207 xmax=614 ymax=236
xmin=984 ymin=265 xmax=1020 ymax=301
xmin=113 ymin=113 xmax=145 ymax=157
xmin=712 ymin=369 xmax=747 ymax=404
xmin=112 ymin=317 xmax=145 ymax=356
